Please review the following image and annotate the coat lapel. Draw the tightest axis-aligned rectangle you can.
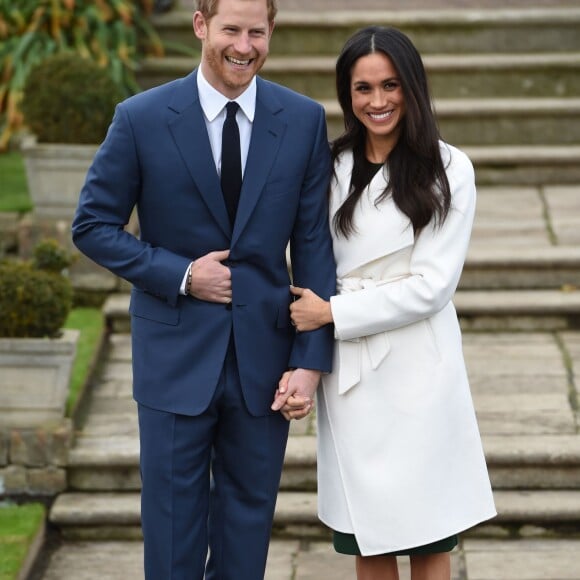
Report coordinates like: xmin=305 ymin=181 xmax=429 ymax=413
xmin=231 ymin=79 xmax=286 ymax=247
xmin=167 ymin=70 xmax=231 ymax=239
xmin=331 ymin=151 xmax=414 ymax=277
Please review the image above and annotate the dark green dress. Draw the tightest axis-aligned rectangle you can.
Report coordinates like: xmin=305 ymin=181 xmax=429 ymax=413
xmin=333 ymin=531 xmax=458 ymax=556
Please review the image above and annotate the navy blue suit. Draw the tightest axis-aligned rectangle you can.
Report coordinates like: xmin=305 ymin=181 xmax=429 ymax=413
xmin=72 ymin=70 xmax=336 ymax=579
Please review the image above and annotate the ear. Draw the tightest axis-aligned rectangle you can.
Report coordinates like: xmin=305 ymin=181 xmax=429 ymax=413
xmin=193 ymin=11 xmax=207 ymax=40
xmin=268 ymin=20 xmax=275 ymax=40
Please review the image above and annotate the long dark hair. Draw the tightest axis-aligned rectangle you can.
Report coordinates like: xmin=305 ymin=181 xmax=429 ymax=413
xmin=332 ymin=26 xmax=451 ymax=237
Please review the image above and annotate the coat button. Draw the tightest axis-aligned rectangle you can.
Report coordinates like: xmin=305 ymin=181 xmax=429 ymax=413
xmin=225 ymin=302 xmax=232 ymax=310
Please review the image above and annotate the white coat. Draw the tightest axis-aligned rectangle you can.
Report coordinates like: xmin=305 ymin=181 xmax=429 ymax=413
xmin=317 ymin=143 xmax=496 ymax=556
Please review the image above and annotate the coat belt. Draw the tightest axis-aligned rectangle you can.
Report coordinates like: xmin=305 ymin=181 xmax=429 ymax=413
xmin=336 ymin=275 xmax=409 ymax=395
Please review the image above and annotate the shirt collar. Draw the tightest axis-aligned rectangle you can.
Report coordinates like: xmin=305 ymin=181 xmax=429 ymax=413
xmin=197 ymin=67 xmax=256 ymax=123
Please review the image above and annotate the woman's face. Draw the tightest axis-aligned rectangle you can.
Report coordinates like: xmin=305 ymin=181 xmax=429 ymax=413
xmin=350 ymin=52 xmax=406 ymax=153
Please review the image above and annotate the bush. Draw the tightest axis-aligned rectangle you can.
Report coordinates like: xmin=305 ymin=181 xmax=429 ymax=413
xmin=21 ymin=53 xmax=123 ymax=144
xmin=0 ymin=0 xmax=167 ymax=149
xmin=0 ymin=239 xmax=73 ymax=338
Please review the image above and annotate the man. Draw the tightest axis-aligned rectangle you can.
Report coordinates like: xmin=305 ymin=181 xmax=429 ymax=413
xmin=72 ymin=0 xmax=335 ymax=578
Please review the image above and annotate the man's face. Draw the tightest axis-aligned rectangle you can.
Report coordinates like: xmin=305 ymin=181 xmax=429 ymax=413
xmin=194 ymin=0 xmax=274 ymax=99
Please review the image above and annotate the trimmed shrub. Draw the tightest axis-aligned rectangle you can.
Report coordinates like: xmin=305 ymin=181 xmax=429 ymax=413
xmin=21 ymin=53 xmax=123 ymax=144
xmin=0 ymin=240 xmax=73 ymax=338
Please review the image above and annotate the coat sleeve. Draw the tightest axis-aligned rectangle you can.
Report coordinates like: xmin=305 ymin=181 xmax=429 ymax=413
xmin=330 ymin=147 xmax=476 ymax=341
xmin=287 ymin=105 xmax=337 ymax=371
xmin=71 ymin=103 xmax=191 ymax=306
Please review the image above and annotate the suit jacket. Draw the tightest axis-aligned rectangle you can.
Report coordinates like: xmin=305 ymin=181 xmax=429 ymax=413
xmin=72 ymin=70 xmax=336 ymax=416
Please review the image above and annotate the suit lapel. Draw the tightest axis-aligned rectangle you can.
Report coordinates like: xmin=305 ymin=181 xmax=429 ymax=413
xmin=167 ymin=71 xmax=231 ymax=239
xmin=231 ymin=79 xmax=286 ymax=247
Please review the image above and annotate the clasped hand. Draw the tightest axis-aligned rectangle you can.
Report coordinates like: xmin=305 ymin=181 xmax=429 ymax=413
xmin=188 ymin=249 xmax=232 ymax=303
xmin=270 ymin=287 xmax=333 ymax=420
xmin=271 ymin=368 xmax=321 ymax=421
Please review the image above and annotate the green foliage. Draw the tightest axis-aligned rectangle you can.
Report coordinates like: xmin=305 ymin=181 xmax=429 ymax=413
xmin=64 ymin=307 xmax=105 ymax=415
xmin=21 ymin=52 xmax=123 ymax=144
xmin=0 ymin=239 xmax=73 ymax=338
xmin=0 ymin=151 xmax=31 ymax=212
xmin=0 ymin=0 xmax=164 ymax=149
xmin=0 ymin=502 xmax=45 ymax=580
xmin=32 ymin=237 xmax=73 ymax=272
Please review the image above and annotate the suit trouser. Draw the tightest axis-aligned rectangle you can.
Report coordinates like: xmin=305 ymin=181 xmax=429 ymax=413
xmin=137 ymin=342 xmax=290 ymax=579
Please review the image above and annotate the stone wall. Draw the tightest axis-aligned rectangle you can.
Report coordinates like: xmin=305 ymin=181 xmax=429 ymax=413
xmin=0 ymin=419 xmax=73 ymax=496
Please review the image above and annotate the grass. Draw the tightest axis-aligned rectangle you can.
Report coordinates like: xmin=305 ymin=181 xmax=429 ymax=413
xmin=0 ymin=503 xmax=45 ymax=580
xmin=0 ymin=152 xmax=32 ymax=213
xmin=64 ymin=307 xmax=106 ymax=415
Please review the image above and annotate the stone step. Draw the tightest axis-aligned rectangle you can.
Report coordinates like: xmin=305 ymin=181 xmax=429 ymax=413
xmin=67 ymin=434 xmax=580 ymax=493
xmin=102 ymin=289 xmax=580 ymax=335
xmin=322 ymin=97 xmax=580 ymax=144
xmin=151 ymin=8 xmax=580 ymax=56
xmin=66 ymin=433 xmax=319 ymax=492
xmin=274 ymin=489 xmax=580 ymax=539
xmin=455 ymin=290 xmax=580 ymax=331
xmin=138 ymin=52 xmax=580 ymax=99
xmin=462 ymin=248 xmax=580 ymax=291
xmin=462 ymin=145 xmax=580 ymax=186
xmin=34 ymin=536 xmax=580 ymax=580
xmin=49 ymin=489 xmax=580 ymax=540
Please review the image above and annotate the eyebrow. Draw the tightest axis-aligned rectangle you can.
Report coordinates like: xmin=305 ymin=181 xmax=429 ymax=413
xmin=352 ymin=77 xmax=399 ymax=85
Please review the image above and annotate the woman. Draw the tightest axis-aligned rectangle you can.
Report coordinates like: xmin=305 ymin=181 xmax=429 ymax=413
xmin=278 ymin=26 xmax=496 ymax=579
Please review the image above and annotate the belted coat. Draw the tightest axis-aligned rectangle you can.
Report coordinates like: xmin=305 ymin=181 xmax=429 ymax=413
xmin=317 ymin=143 xmax=496 ymax=556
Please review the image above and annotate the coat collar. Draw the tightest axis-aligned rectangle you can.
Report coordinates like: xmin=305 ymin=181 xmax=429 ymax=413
xmin=331 ymin=150 xmax=414 ymax=278
xmin=167 ymin=70 xmax=285 ymax=245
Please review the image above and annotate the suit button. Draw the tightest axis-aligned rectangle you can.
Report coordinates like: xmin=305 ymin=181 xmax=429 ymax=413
xmin=225 ymin=302 xmax=232 ymax=311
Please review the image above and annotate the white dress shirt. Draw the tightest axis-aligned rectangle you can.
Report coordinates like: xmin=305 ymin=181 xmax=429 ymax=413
xmin=197 ymin=66 xmax=255 ymax=178
xmin=180 ymin=68 xmax=257 ymax=294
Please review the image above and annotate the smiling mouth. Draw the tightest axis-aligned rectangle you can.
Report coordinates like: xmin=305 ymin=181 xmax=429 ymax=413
xmin=368 ymin=111 xmax=393 ymax=120
xmin=226 ymin=56 xmax=253 ymax=66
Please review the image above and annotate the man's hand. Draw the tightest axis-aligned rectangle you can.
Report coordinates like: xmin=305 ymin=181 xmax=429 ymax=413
xmin=271 ymin=368 xmax=321 ymax=421
xmin=188 ymin=249 xmax=232 ymax=303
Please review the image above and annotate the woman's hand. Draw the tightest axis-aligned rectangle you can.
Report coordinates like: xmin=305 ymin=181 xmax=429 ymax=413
xmin=289 ymin=286 xmax=333 ymax=331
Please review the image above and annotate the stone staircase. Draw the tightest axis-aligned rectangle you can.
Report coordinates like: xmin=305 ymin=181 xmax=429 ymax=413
xmin=141 ymin=6 xmax=580 ymax=186
xmin=50 ymin=305 xmax=580 ymax=540
xmin=49 ymin=3 xmax=580 ymax=549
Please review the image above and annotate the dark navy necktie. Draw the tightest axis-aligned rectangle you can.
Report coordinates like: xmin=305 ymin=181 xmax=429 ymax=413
xmin=221 ymin=101 xmax=242 ymax=226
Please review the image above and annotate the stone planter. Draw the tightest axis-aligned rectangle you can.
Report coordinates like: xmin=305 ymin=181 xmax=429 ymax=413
xmin=17 ymin=138 xmax=124 ymax=297
xmin=20 ymin=137 xmax=98 ymax=221
xmin=0 ymin=329 xmax=80 ymax=427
